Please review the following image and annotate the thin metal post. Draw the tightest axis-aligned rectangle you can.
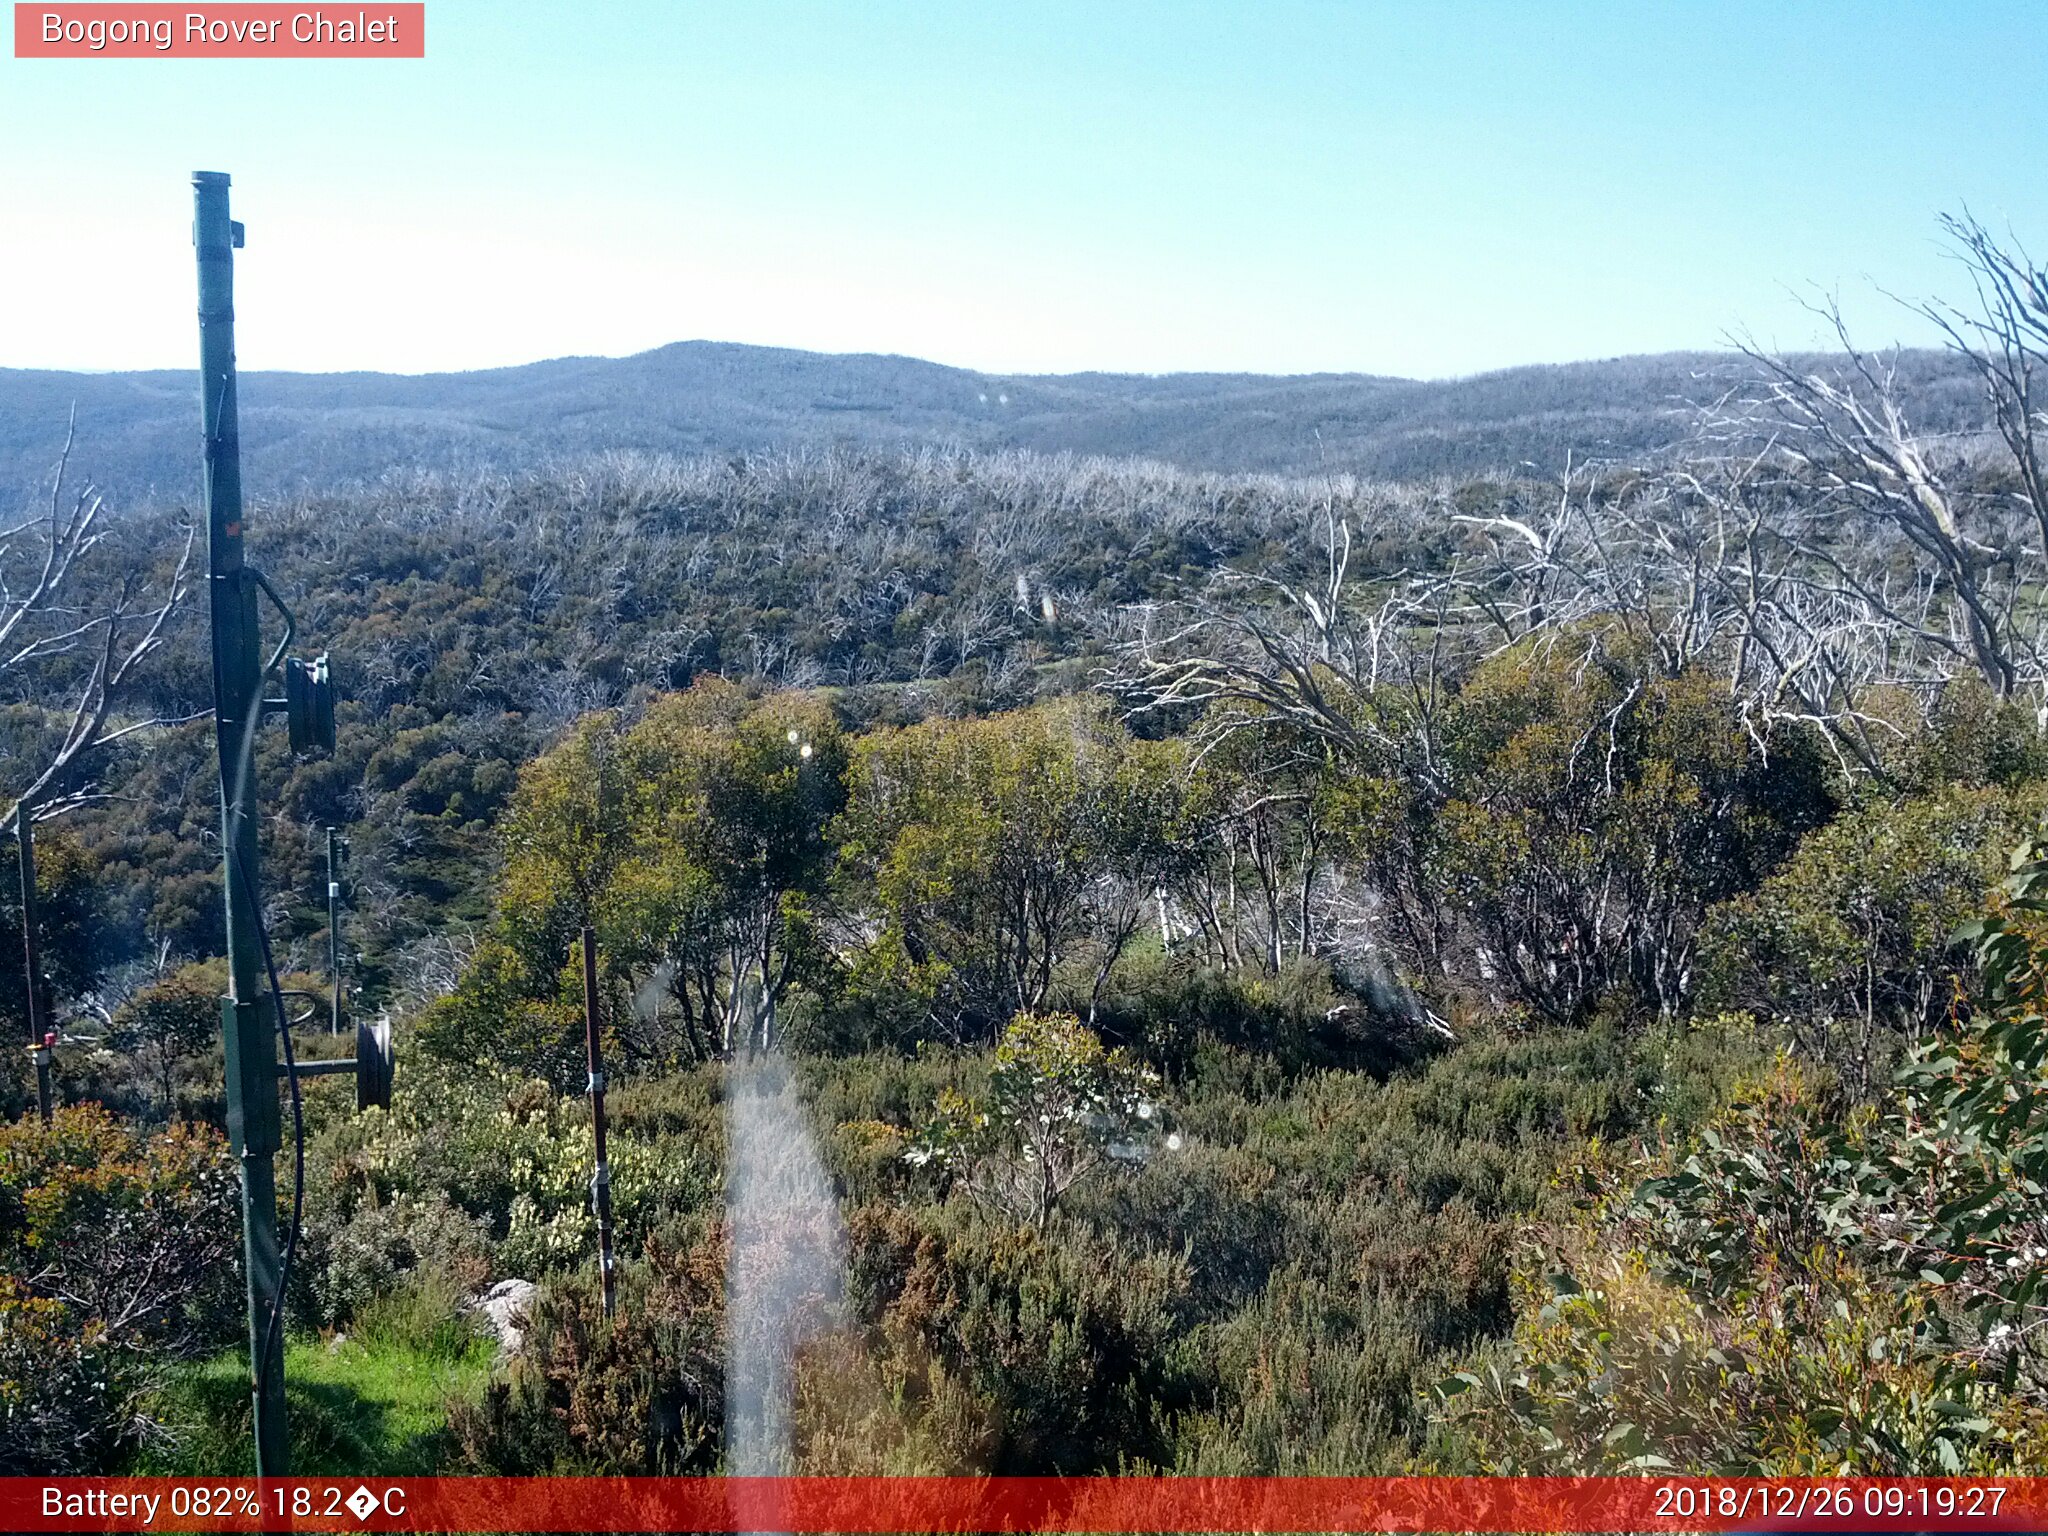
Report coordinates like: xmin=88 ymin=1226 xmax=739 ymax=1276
xmin=582 ymin=924 xmax=617 ymax=1318
xmin=326 ymin=827 xmax=342 ymax=1035
xmin=17 ymin=812 xmax=53 ymax=1123
xmin=196 ymin=169 xmax=288 ymax=1477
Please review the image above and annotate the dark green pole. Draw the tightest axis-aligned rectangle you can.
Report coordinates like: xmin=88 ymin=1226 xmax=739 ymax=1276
xmin=195 ymin=170 xmax=288 ymax=1477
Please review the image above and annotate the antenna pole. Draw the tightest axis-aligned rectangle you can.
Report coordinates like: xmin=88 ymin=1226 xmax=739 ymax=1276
xmin=196 ymin=169 xmax=289 ymax=1477
xmin=581 ymin=925 xmax=617 ymax=1317
xmin=326 ymin=827 xmax=343 ymax=1034
xmin=17 ymin=812 xmax=53 ymax=1122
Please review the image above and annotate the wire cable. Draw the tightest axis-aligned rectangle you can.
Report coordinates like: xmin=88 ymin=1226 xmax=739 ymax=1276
xmin=217 ymin=563 xmax=308 ymax=1427
xmin=230 ymin=841 xmax=304 ymax=1413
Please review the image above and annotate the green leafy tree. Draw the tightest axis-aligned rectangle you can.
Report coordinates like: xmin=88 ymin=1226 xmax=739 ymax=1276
xmin=425 ymin=712 xmax=634 ymax=1083
xmin=839 ymin=698 xmax=1183 ymax=1041
xmin=1699 ymin=784 xmax=2044 ymax=1086
xmin=613 ymin=679 xmax=847 ymax=1057
xmin=416 ymin=935 xmax=585 ymax=1085
xmin=432 ymin=681 xmax=846 ymax=1074
xmin=1432 ymin=632 xmax=1828 ymax=1025
xmin=907 ymin=1011 xmax=1163 ymax=1228
xmin=107 ymin=960 xmax=222 ymax=1117
xmin=0 ymin=827 xmax=111 ymax=1045
xmin=499 ymin=710 xmax=635 ymax=949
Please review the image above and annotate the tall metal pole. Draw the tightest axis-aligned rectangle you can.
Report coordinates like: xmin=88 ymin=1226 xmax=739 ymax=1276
xmin=326 ymin=827 xmax=342 ymax=1035
xmin=196 ymin=170 xmax=288 ymax=1477
xmin=581 ymin=925 xmax=618 ymax=1318
xmin=17 ymin=813 xmax=53 ymax=1123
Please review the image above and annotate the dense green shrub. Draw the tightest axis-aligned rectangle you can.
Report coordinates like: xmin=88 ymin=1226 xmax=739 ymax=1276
xmin=1892 ymin=679 xmax=2048 ymax=795
xmin=0 ymin=1105 xmax=240 ymax=1357
xmin=1699 ymin=784 xmax=2046 ymax=1087
xmin=308 ymin=1053 xmax=713 ymax=1278
xmin=0 ymin=1107 xmax=240 ymax=1470
xmin=840 ymin=1202 xmax=1196 ymax=1474
xmin=450 ymin=1229 xmax=725 ymax=1474
xmin=1435 ymin=1068 xmax=2048 ymax=1473
xmin=1091 ymin=952 xmax=1442 ymax=1080
xmin=603 ymin=1066 xmax=724 ymax=1146
xmin=1439 ymin=842 xmax=2048 ymax=1473
xmin=1169 ymin=1266 xmax=1435 ymax=1473
xmin=292 ymin=1194 xmax=492 ymax=1334
xmin=0 ymin=1282 xmax=130 ymax=1473
xmin=1431 ymin=633 xmax=1832 ymax=1026
xmin=813 ymin=1018 xmax=1752 ymax=1474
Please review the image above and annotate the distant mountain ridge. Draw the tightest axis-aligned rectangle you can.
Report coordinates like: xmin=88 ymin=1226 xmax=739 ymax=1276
xmin=0 ymin=340 xmax=1984 ymax=505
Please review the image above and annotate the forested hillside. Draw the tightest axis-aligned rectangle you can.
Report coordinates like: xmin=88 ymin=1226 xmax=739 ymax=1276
xmin=0 ymin=342 xmax=1984 ymax=503
xmin=6 ymin=216 xmax=2048 ymax=1480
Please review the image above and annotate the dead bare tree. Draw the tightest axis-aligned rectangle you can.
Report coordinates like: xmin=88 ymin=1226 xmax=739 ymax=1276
xmin=3 ymin=424 xmax=196 ymax=1113
xmin=1636 ymin=439 xmax=1967 ymax=778
xmin=1730 ymin=304 xmax=2038 ymax=704
xmin=1 ymin=421 xmax=198 ymax=835
xmin=1917 ymin=211 xmax=2048 ymax=571
xmin=1445 ymin=458 xmax=1621 ymax=651
xmin=1106 ymin=492 xmax=1475 ymax=986
xmin=1116 ymin=491 xmax=1453 ymax=780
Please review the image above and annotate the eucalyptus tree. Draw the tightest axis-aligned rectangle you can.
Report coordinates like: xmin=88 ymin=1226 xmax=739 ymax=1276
xmin=836 ymin=695 xmax=1184 ymax=1041
xmin=615 ymin=679 xmax=846 ymax=1057
xmin=444 ymin=681 xmax=847 ymax=1073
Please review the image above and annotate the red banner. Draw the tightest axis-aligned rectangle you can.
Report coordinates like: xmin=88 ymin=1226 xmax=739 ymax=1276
xmin=13 ymin=4 xmax=423 ymax=57
xmin=8 ymin=1477 xmax=2048 ymax=1533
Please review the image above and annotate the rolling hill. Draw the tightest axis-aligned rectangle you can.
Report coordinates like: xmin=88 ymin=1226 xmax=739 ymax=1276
xmin=0 ymin=340 xmax=1984 ymax=506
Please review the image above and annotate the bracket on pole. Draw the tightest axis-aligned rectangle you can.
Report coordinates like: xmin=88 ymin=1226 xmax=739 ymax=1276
xmin=279 ymin=1014 xmax=391 ymax=1110
xmin=284 ymin=654 xmax=335 ymax=754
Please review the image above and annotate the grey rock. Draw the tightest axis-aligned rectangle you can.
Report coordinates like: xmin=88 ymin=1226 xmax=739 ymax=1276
xmin=476 ymin=1278 xmax=538 ymax=1356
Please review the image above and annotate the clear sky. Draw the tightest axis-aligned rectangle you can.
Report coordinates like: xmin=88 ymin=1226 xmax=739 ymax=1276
xmin=1 ymin=1 xmax=2042 ymax=378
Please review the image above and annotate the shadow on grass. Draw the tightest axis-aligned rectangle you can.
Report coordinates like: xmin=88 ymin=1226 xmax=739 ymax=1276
xmin=133 ymin=1335 xmax=491 ymax=1476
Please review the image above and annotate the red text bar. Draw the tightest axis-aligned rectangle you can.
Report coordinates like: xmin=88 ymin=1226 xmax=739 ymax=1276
xmin=14 ymin=4 xmax=423 ymax=57
xmin=8 ymin=1477 xmax=2048 ymax=1533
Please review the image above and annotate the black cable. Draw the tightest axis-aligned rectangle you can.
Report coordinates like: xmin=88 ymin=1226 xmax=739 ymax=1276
xmin=217 ymin=565 xmax=308 ymax=1421
xmin=230 ymin=841 xmax=304 ymax=1410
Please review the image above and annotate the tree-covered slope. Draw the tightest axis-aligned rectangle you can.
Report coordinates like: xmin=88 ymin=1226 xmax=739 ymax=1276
xmin=0 ymin=341 xmax=1982 ymax=503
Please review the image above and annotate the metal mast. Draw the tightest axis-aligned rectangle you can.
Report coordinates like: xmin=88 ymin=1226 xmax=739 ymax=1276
xmin=195 ymin=169 xmax=289 ymax=1476
xmin=18 ymin=815 xmax=53 ymax=1122
xmin=326 ymin=827 xmax=344 ymax=1034
xmin=581 ymin=925 xmax=618 ymax=1318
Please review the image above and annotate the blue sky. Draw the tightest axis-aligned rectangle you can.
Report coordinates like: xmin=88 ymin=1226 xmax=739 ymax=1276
xmin=2 ymin=1 xmax=2042 ymax=377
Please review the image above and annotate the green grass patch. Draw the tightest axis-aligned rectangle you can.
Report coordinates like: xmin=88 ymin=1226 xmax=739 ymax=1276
xmin=134 ymin=1303 xmax=492 ymax=1475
